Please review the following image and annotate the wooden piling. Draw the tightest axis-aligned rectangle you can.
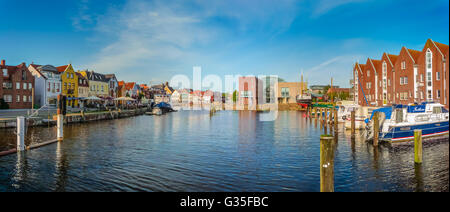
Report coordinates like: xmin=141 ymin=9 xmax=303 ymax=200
xmin=334 ymin=109 xmax=338 ymax=130
xmin=351 ymin=110 xmax=355 ymax=138
xmin=373 ymin=112 xmax=379 ymax=146
xmin=414 ymin=130 xmax=423 ymax=164
xmin=324 ymin=108 xmax=327 ymax=125
xmin=320 ymin=135 xmax=335 ymax=192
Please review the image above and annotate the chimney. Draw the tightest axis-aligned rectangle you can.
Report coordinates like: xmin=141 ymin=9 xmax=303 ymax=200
xmin=1 ymin=60 xmax=5 ymax=66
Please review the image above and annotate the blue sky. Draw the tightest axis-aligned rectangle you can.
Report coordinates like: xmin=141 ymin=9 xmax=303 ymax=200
xmin=1 ymin=0 xmax=448 ymax=88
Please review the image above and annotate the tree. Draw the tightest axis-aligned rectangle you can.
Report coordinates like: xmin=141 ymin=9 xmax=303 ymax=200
xmin=233 ymin=90 xmax=238 ymax=102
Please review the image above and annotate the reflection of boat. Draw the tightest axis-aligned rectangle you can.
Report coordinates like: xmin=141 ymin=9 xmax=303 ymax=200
xmin=366 ymin=102 xmax=449 ymax=142
xmin=344 ymin=106 xmax=378 ymax=130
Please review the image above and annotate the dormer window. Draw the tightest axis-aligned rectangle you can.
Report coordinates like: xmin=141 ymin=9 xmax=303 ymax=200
xmin=401 ymin=61 xmax=406 ymax=70
xmin=367 ymin=70 xmax=370 ymax=77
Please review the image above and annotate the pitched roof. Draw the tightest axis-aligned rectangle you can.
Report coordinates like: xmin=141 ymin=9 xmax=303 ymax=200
xmin=387 ymin=54 xmax=398 ymax=65
xmin=125 ymin=82 xmax=136 ymax=90
xmin=118 ymin=81 xmax=125 ymax=86
xmin=56 ymin=65 xmax=68 ymax=73
xmin=407 ymin=48 xmax=421 ymax=63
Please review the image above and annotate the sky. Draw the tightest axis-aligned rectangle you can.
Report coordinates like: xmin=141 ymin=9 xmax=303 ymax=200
xmin=0 ymin=0 xmax=448 ymax=89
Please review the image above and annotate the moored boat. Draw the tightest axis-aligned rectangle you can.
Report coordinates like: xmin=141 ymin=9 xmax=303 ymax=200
xmin=365 ymin=102 xmax=449 ymax=142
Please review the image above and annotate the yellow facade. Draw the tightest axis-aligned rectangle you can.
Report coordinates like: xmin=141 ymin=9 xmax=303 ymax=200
xmin=60 ymin=64 xmax=79 ymax=107
xmin=78 ymin=71 xmax=109 ymax=97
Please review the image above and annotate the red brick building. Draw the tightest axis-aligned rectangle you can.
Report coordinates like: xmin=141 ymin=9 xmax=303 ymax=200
xmin=0 ymin=60 xmax=35 ymax=109
xmin=353 ymin=39 xmax=449 ymax=109
xmin=238 ymin=76 xmax=261 ymax=110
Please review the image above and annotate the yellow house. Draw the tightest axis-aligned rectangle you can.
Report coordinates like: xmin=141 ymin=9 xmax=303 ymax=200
xmin=57 ymin=64 xmax=79 ymax=107
xmin=78 ymin=70 xmax=109 ymax=98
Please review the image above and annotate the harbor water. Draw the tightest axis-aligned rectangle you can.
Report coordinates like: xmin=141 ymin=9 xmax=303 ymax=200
xmin=0 ymin=111 xmax=448 ymax=192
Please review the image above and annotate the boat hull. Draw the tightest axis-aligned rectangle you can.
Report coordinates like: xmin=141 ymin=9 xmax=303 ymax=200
xmin=381 ymin=121 xmax=449 ymax=143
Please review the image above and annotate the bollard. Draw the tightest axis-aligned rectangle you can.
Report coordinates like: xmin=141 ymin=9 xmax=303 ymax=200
xmin=57 ymin=95 xmax=64 ymax=142
xmin=320 ymin=135 xmax=335 ymax=192
xmin=414 ymin=130 xmax=423 ymax=164
xmin=373 ymin=112 xmax=379 ymax=146
xmin=351 ymin=110 xmax=355 ymax=138
xmin=17 ymin=116 xmax=26 ymax=152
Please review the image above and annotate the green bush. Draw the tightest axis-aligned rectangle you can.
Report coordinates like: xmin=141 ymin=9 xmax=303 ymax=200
xmin=0 ymin=98 xmax=9 ymax=109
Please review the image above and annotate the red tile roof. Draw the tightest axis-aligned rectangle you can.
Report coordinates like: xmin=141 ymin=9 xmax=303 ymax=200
xmin=125 ymin=82 xmax=136 ymax=90
xmin=56 ymin=65 xmax=68 ymax=73
xmin=433 ymin=41 xmax=449 ymax=55
xmin=387 ymin=54 xmax=398 ymax=64
xmin=118 ymin=81 xmax=125 ymax=87
xmin=407 ymin=48 xmax=421 ymax=62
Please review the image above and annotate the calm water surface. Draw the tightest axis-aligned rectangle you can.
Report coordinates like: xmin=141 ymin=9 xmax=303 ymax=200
xmin=0 ymin=111 xmax=448 ymax=192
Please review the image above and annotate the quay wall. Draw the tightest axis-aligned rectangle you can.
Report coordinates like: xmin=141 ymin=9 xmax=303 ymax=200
xmin=0 ymin=108 xmax=148 ymax=129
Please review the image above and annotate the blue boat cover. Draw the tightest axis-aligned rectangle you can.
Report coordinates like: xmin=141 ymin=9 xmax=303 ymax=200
xmin=407 ymin=104 xmax=426 ymax=113
xmin=155 ymin=102 xmax=172 ymax=108
xmin=368 ymin=107 xmax=392 ymax=122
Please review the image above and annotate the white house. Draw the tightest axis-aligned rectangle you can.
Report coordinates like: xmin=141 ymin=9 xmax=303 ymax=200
xmin=28 ymin=64 xmax=61 ymax=107
xmin=171 ymin=90 xmax=181 ymax=103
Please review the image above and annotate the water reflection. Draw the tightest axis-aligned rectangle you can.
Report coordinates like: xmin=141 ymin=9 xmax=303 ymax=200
xmin=0 ymin=111 xmax=448 ymax=192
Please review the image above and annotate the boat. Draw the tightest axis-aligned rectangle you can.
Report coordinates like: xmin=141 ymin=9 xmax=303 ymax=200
xmin=344 ymin=106 xmax=378 ymax=130
xmin=336 ymin=101 xmax=359 ymax=123
xmin=296 ymin=93 xmax=312 ymax=105
xmin=150 ymin=102 xmax=176 ymax=115
xmin=365 ymin=102 xmax=449 ymax=142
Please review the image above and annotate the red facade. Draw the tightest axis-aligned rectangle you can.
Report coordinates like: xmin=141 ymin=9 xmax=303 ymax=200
xmin=0 ymin=60 xmax=35 ymax=109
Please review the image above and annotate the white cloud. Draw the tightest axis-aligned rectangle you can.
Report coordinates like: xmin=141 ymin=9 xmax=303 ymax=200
xmin=312 ymin=0 xmax=367 ymax=18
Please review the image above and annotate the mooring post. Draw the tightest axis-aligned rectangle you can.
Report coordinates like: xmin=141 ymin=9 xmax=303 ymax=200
xmin=57 ymin=95 xmax=64 ymax=142
xmin=373 ymin=112 xmax=379 ymax=146
xmin=329 ymin=108 xmax=333 ymax=125
xmin=320 ymin=135 xmax=335 ymax=192
xmin=324 ymin=108 xmax=327 ymax=125
xmin=351 ymin=110 xmax=355 ymax=138
xmin=334 ymin=109 xmax=338 ymax=131
xmin=17 ymin=116 xmax=25 ymax=152
xmin=414 ymin=129 xmax=423 ymax=164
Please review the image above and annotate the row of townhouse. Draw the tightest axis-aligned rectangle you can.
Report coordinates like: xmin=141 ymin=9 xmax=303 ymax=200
xmin=171 ymin=89 xmax=218 ymax=104
xmin=1 ymin=58 xmax=123 ymax=109
xmin=353 ymin=39 xmax=449 ymax=109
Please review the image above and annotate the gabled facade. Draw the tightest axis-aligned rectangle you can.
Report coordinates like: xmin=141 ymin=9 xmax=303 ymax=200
xmin=1 ymin=60 xmax=35 ymax=109
xmin=28 ymin=63 xmax=61 ymax=106
xmin=57 ymin=64 xmax=79 ymax=107
xmin=78 ymin=70 xmax=109 ymax=98
xmin=380 ymin=53 xmax=397 ymax=106
xmin=105 ymin=74 xmax=118 ymax=98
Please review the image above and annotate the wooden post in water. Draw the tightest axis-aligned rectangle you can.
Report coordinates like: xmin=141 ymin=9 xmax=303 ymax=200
xmin=373 ymin=112 xmax=379 ymax=147
xmin=334 ymin=109 xmax=338 ymax=133
xmin=324 ymin=108 xmax=327 ymax=125
xmin=320 ymin=135 xmax=335 ymax=192
xmin=351 ymin=110 xmax=355 ymax=138
xmin=17 ymin=116 xmax=26 ymax=152
xmin=57 ymin=95 xmax=64 ymax=142
xmin=414 ymin=130 xmax=423 ymax=164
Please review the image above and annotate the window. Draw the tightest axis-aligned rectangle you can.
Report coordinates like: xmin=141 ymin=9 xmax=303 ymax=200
xmin=3 ymin=95 xmax=12 ymax=102
xmin=281 ymin=88 xmax=290 ymax=97
xmin=382 ymin=62 xmax=387 ymax=77
xmin=2 ymin=69 xmax=8 ymax=77
xmin=420 ymin=74 xmax=423 ymax=82
xmin=16 ymin=95 xmax=20 ymax=102
xmin=64 ymin=83 xmax=67 ymax=90
xmin=22 ymin=70 xmax=27 ymax=80
xmin=28 ymin=83 xmax=32 ymax=90
xmin=56 ymin=83 xmax=60 ymax=92
xmin=420 ymin=91 xmax=424 ymax=99
xmin=427 ymin=90 xmax=432 ymax=99
xmin=23 ymin=83 xmax=27 ymax=90
xmin=401 ymin=61 xmax=406 ymax=70
xmin=48 ymin=82 xmax=51 ymax=91
xmin=2 ymin=82 xmax=12 ymax=89
xmin=67 ymin=73 xmax=70 ymax=78
xmin=427 ymin=72 xmax=432 ymax=86
xmin=436 ymin=72 xmax=440 ymax=80
xmin=426 ymin=49 xmax=432 ymax=69
xmin=400 ymin=77 xmax=404 ymax=85
xmin=437 ymin=90 xmax=441 ymax=99
xmin=71 ymin=73 xmax=73 ymax=79
xmin=388 ymin=79 xmax=391 ymax=86
xmin=367 ymin=70 xmax=370 ymax=77
xmin=404 ymin=77 xmax=408 ymax=85
xmin=23 ymin=95 xmax=27 ymax=102
xmin=16 ymin=82 xmax=20 ymax=90
xmin=28 ymin=96 xmax=32 ymax=102
xmin=432 ymin=107 xmax=442 ymax=114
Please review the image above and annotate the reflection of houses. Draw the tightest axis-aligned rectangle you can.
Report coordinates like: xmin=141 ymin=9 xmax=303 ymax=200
xmin=191 ymin=90 xmax=204 ymax=104
xmin=105 ymin=74 xmax=118 ymax=98
xmin=180 ymin=89 xmax=192 ymax=103
xmin=1 ymin=60 xmax=35 ymax=109
xmin=29 ymin=63 xmax=61 ymax=106
xmin=277 ymin=82 xmax=307 ymax=104
xmin=57 ymin=64 xmax=78 ymax=107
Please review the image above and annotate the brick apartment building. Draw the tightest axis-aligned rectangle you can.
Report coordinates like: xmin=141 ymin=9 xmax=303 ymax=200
xmin=353 ymin=39 xmax=449 ymax=109
xmin=238 ymin=76 xmax=262 ymax=110
xmin=0 ymin=60 xmax=35 ymax=109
